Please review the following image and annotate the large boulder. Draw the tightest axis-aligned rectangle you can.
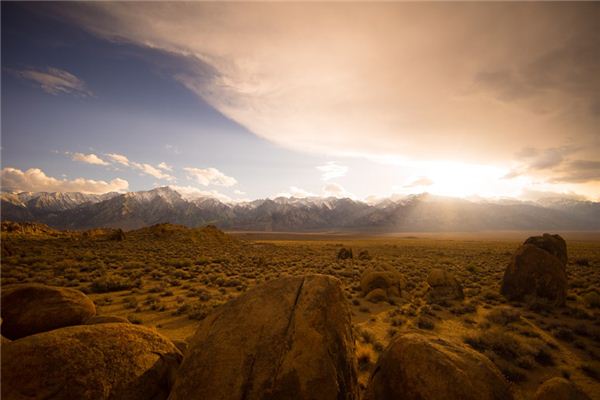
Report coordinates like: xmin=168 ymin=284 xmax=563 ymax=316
xmin=501 ymin=244 xmax=567 ymax=306
xmin=426 ymin=269 xmax=464 ymax=303
xmin=84 ymin=315 xmax=130 ymax=325
xmin=1 ymin=284 xmax=96 ymax=340
xmin=534 ymin=377 xmax=590 ymax=400
xmin=365 ymin=333 xmax=513 ymax=400
xmin=524 ymin=233 xmax=567 ymax=266
xmin=360 ymin=270 xmax=405 ymax=299
xmin=1 ymin=323 xmax=182 ymax=400
xmin=169 ymin=274 xmax=358 ymax=400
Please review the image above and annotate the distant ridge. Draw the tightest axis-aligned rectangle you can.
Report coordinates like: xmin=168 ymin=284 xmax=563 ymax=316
xmin=2 ymin=187 xmax=599 ymax=232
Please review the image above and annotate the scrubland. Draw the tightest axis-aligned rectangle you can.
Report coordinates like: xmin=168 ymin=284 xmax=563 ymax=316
xmin=2 ymin=223 xmax=599 ymax=399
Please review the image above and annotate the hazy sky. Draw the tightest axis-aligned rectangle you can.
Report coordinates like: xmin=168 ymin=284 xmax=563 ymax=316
xmin=2 ymin=2 xmax=599 ymax=201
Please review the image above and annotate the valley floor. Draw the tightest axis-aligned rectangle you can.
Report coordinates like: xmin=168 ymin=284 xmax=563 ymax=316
xmin=2 ymin=224 xmax=600 ymax=399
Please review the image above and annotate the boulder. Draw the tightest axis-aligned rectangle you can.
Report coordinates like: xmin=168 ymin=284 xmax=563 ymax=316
xmin=169 ymin=274 xmax=358 ymax=400
xmin=366 ymin=288 xmax=388 ymax=303
xmin=365 ymin=333 xmax=513 ymax=400
xmin=534 ymin=377 xmax=590 ymax=400
xmin=524 ymin=233 xmax=567 ymax=266
xmin=1 ymin=323 xmax=182 ymax=400
xmin=501 ymin=244 xmax=567 ymax=306
xmin=338 ymin=247 xmax=353 ymax=260
xmin=358 ymin=250 xmax=371 ymax=260
xmin=426 ymin=269 xmax=464 ymax=303
xmin=84 ymin=315 xmax=130 ymax=325
xmin=1 ymin=284 xmax=96 ymax=340
xmin=360 ymin=270 xmax=405 ymax=298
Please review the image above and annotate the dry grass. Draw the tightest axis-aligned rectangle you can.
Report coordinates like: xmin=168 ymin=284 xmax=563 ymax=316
xmin=2 ymin=224 xmax=600 ymax=398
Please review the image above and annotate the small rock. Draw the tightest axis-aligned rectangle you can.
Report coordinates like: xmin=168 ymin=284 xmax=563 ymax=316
xmin=426 ymin=269 xmax=464 ymax=303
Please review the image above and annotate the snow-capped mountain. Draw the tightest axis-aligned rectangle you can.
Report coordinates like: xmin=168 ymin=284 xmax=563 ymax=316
xmin=1 ymin=187 xmax=599 ymax=231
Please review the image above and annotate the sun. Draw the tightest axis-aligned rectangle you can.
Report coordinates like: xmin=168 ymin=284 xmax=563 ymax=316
xmin=416 ymin=161 xmax=517 ymax=198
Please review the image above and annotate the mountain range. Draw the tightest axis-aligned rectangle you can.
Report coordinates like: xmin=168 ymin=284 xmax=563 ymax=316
xmin=1 ymin=187 xmax=599 ymax=232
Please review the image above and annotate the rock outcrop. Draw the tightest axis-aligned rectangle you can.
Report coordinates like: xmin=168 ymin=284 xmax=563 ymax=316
xmin=426 ymin=268 xmax=464 ymax=303
xmin=1 ymin=323 xmax=182 ymax=400
xmin=360 ymin=270 xmax=405 ymax=301
xmin=534 ymin=377 xmax=590 ymax=400
xmin=501 ymin=243 xmax=567 ymax=305
xmin=169 ymin=274 xmax=358 ymax=400
xmin=1 ymin=284 xmax=96 ymax=339
xmin=337 ymin=247 xmax=353 ymax=260
xmin=365 ymin=332 xmax=513 ymax=400
xmin=524 ymin=233 xmax=567 ymax=266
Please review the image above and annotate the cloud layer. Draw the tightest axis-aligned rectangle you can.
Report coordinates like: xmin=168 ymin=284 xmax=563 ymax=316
xmin=12 ymin=67 xmax=92 ymax=97
xmin=1 ymin=167 xmax=128 ymax=194
xmin=57 ymin=2 xmax=599 ymax=170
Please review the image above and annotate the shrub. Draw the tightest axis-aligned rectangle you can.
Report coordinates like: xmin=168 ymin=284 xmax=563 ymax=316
xmin=91 ymin=275 xmax=141 ymax=293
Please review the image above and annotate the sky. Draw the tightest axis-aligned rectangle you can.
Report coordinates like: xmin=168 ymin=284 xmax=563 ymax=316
xmin=2 ymin=2 xmax=599 ymax=202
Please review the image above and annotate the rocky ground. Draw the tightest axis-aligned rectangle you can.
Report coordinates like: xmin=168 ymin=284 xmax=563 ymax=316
xmin=1 ymin=222 xmax=600 ymax=399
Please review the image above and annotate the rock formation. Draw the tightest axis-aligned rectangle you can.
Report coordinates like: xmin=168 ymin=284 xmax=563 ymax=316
xmin=1 ymin=284 xmax=96 ymax=339
xmin=168 ymin=274 xmax=358 ymax=400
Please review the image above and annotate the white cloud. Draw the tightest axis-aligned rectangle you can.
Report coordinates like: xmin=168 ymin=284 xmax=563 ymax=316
xmin=106 ymin=153 xmax=130 ymax=166
xmin=403 ymin=177 xmax=434 ymax=188
xmin=1 ymin=167 xmax=128 ymax=194
xmin=322 ymin=182 xmax=352 ymax=198
xmin=168 ymin=185 xmax=233 ymax=202
xmin=135 ymin=163 xmax=173 ymax=180
xmin=233 ymin=189 xmax=246 ymax=195
xmin=70 ymin=152 xmax=109 ymax=166
xmin=12 ymin=67 xmax=92 ymax=97
xmin=316 ymin=162 xmax=348 ymax=181
xmin=157 ymin=162 xmax=173 ymax=171
xmin=184 ymin=167 xmax=237 ymax=187
xmin=276 ymin=186 xmax=316 ymax=198
xmin=105 ymin=153 xmax=174 ymax=180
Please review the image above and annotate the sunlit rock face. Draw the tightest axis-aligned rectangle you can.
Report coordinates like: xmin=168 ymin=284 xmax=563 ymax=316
xmin=169 ymin=274 xmax=359 ymax=400
xmin=1 ymin=324 xmax=183 ymax=400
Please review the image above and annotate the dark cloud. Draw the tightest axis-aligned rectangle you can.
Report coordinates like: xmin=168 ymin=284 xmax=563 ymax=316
xmin=554 ymin=160 xmax=600 ymax=183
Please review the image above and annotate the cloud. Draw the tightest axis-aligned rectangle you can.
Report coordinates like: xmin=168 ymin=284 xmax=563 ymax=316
xmin=553 ymin=160 xmax=600 ymax=183
xmin=58 ymin=3 xmax=600 ymax=165
xmin=157 ymin=162 xmax=173 ymax=171
xmin=1 ymin=167 xmax=128 ymax=194
xmin=233 ymin=189 xmax=246 ymax=195
xmin=106 ymin=153 xmax=130 ymax=166
xmin=11 ymin=67 xmax=92 ymax=97
xmin=184 ymin=167 xmax=237 ymax=187
xmin=70 ymin=152 xmax=109 ymax=166
xmin=135 ymin=163 xmax=173 ymax=180
xmin=105 ymin=153 xmax=174 ymax=180
xmin=404 ymin=177 xmax=434 ymax=188
xmin=316 ymin=162 xmax=348 ymax=181
xmin=168 ymin=185 xmax=233 ymax=202
xmin=276 ymin=186 xmax=316 ymax=198
xmin=322 ymin=182 xmax=352 ymax=198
